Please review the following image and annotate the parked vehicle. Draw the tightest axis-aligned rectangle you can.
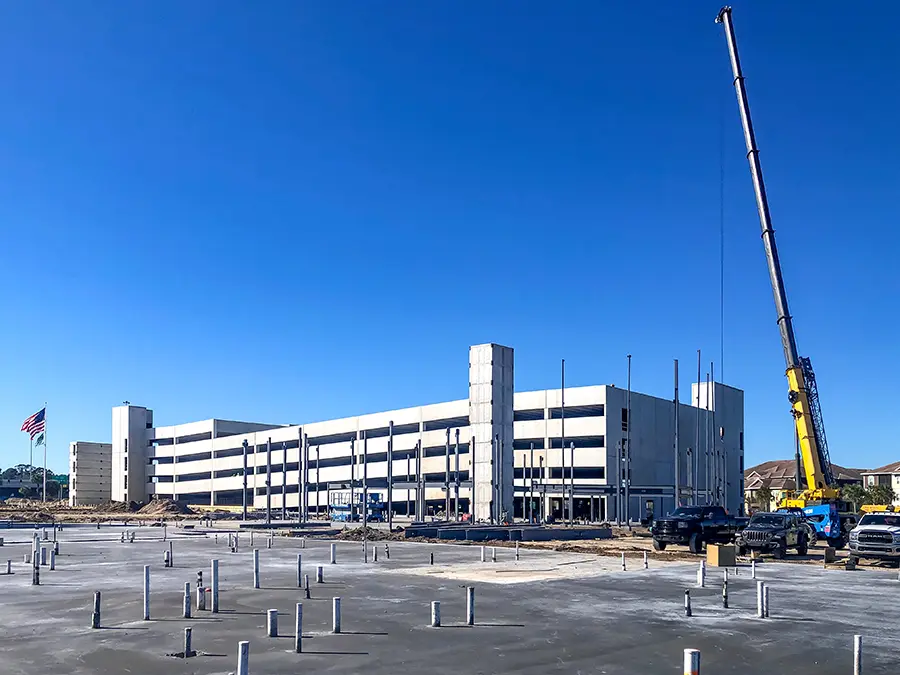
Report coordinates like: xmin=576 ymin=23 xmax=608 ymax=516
xmin=848 ymin=513 xmax=900 ymax=566
xmin=736 ymin=511 xmax=808 ymax=559
xmin=651 ymin=506 xmax=747 ymax=554
xmin=329 ymin=491 xmax=386 ymax=522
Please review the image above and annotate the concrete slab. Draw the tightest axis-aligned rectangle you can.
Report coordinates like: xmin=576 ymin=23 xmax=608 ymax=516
xmin=0 ymin=525 xmax=895 ymax=674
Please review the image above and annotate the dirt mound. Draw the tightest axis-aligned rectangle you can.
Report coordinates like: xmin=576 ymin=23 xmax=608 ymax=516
xmin=95 ymin=500 xmax=139 ymax=513
xmin=335 ymin=526 xmax=404 ymax=541
xmin=137 ymin=499 xmax=195 ymax=516
xmin=2 ymin=498 xmax=69 ymax=511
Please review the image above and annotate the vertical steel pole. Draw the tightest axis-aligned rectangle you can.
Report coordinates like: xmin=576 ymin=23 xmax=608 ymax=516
xmin=362 ymin=431 xmax=368 ymax=530
xmin=301 ymin=430 xmax=307 ymax=524
xmin=695 ymin=349 xmax=701 ymax=505
xmin=315 ymin=446 xmax=320 ymax=518
xmin=470 ymin=435 xmax=476 ymax=520
xmin=281 ymin=441 xmax=287 ymax=521
xmin=387 ymin=422 xmax=394 ymax=530
xmin=706 ymin=372 xmax=711 ymax=505
xmin=569 ymin=442 xmax=575 ymax=523
xmin=711 ymin=362 xmax=717 ymax=504
xmin=561 ymin=358 xmax=566 ymax=525
xmin=539 ymin=456 xmax=545 ymax=523
xmin=266 ymin=437 xmax=272 ymax=524
xmin=445 ymin=428 xmax=451 ymax=518
xmin=625 ymin=354 xmax=631 ymax=523
xmin=241 ymin=440 xmax=248 ymax=520
xmin=350 ymin=437 xmax=356 ymax=522
xmin=528 ymin=442 xmax=534 ymax=523
xmin=616 ymin=441 xmax=622 ymax=525
xmin=454 ymin=429 xmax=460 ymax=522
xmin=416 ymin=440 xmax=422 ymax=521
xmin=674 ymin=358 xmax=680 ymax=509
xmin=497 ymin=434 xmax=505 ymax=524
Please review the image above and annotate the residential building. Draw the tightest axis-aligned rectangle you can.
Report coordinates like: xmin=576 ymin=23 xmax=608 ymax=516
xmin=861 ymin=462 xmax=900 ymax=506
xmin=744 ymin=459 xmax=864 ymax=510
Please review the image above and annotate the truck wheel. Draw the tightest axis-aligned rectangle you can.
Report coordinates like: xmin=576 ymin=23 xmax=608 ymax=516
xmin=652 ymin=539 xmax=666 ymax=551
xmin=796 ymin=541 xmax=808 ymax=556
xmin=773 ymin=541 xmax=787 ymax=559
xmin=688 ymin=533 xmax=704 ymax=554
xmin=804 ymin=526 xmax=818 ymax=546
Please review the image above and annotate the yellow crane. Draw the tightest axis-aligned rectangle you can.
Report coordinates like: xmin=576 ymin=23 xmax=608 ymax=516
xmin=716 ymin=7 xmax=838 ymax=507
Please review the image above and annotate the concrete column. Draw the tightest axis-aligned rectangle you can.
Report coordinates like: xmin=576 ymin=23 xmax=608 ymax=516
xmin=469 ymin=344 xmax=514 ymax=522
xmin=466 ymin=586 xmax=475 ymax=626
xmin=49 ymin=549 xmax=56 ymax=570
xmin=431 ymin=601 xmax=441 ymax=627
xmin=295 ymin=603 xmax=303 ymax=653
xmin=854 ymin=635 xmax=862 ymax=675
xmin=332 ymin=597 xmax=341 ymax=634
xmin=253 ymin=549 xmax=260 ymax=589
xmin=267 ymin=609 xmax=278 ymax=637
xmin=330 ymin=543 xmax=336 ymax=564
xmin=142 ymin=565 xmax=150 ymax=620
xmin=211 ymin=560 xmax=219 ymax=613
xmin=684 ymin=649 xmax=700 ymax=675
xmin=237 ymin=641 xmax=249 ymax=675
xmin=296 ymin=554 xmax=302 ymax=588
xmin=316 ymin=565 xmax=324 ymax=583
xmin=91 ymin=591 xmax=101 ymax=629
xmin=184 ymin=627 xmax=194 ymax=657
xmin=183 ymin=582 xmax=191 ymax=619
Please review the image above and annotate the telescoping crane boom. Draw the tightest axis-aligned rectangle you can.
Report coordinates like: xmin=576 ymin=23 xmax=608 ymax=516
xmin=716 ymin=6 xmax=838 ymax=505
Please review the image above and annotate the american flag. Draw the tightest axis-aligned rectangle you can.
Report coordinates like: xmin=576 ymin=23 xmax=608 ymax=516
xmin=21 ymin=408 xmax=45 ymax=439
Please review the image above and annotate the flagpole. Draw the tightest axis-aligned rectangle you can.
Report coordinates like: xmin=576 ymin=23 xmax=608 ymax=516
xmin=43 ymin=402 xmax=47 ymax=503
xmin=29 ymin=436 xmax=33 ymax=471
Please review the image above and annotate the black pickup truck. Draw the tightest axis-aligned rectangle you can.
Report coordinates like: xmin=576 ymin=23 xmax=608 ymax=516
xmin=651 ymin=506 xmax=747 ymax=553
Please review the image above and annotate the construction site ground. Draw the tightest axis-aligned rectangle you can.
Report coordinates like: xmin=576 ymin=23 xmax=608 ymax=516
xmin=0 ymin=523 xmax=896 ymax=674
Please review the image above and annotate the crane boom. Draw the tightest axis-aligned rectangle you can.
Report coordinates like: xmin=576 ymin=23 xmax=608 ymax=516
xmin=716 ymin=6 xmax=837 ymax=500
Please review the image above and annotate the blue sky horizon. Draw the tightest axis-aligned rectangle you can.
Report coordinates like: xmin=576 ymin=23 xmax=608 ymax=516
xmin=1 ymin=2 xmax=897 ymax=477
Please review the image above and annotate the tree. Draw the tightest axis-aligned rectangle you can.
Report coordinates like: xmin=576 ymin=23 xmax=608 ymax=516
xmin=17 ymin=486 xmax=32 ymax=498
xmin=841 ymin=484 xmax=867 ymax=510
xmin=1 ymin=467 xmax=19 ymax=481
xmin=754 ymin=486 xmax=773 ymax=511
xmin=866 ymin=484 xmax=897 ymax=506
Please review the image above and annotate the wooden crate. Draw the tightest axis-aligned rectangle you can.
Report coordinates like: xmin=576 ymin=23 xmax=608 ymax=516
xmin=706 ymin=543 xmax=736 ymax=567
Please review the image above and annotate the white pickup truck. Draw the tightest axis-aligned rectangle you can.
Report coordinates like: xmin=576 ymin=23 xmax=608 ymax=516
xmin=848 ymin=512 xmax=900 ymax=566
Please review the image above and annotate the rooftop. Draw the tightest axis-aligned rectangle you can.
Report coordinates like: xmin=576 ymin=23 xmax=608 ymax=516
xmin=744 ymin=459 xmax=865 ymax=491
xmin=862 ymin=461 xmax=900 ymax=475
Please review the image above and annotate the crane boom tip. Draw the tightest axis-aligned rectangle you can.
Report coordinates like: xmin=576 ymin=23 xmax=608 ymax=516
xmin=716 ymin=6 xmax=732 ymax=24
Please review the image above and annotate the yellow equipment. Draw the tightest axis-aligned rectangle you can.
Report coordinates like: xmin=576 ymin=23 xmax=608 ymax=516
xmin=860 ymin=505 xmax=898 ymax=514
xmin=717 ymin=7 xmax=838 ymax=506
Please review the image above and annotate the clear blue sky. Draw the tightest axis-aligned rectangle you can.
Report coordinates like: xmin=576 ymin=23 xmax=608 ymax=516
xmin=1 ymin=2 xmax=897 ymax=475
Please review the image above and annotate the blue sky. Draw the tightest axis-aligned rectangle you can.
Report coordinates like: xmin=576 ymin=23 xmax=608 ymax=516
xmin=1 ymin=2 xmax=897 ymax=475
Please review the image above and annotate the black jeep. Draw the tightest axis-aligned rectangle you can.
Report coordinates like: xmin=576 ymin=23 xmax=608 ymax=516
xmin=735 ymin=511 xmax=808 ymax=559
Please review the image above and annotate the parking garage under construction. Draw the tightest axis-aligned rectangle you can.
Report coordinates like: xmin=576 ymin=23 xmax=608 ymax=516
xmin=71 ymin=343 xmax=746 ymax=522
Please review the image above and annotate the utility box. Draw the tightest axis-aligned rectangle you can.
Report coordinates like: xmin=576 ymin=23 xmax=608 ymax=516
xmin=706 ymin=544 xmax=736 ymax=567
